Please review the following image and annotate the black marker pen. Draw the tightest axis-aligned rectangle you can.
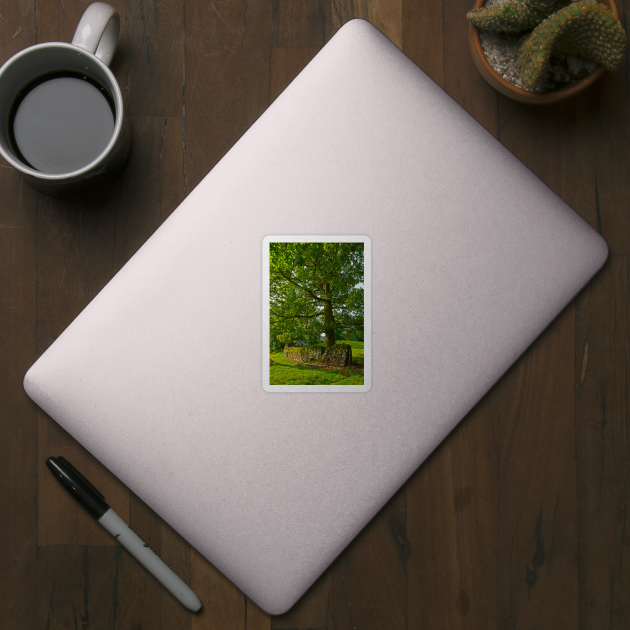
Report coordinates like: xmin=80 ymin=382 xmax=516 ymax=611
xmin=46 ymin=456 xmax=202 ymax=612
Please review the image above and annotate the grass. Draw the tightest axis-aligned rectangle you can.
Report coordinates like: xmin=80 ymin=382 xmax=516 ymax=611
xmin=269 ymin=340 xmax=365 ymax=386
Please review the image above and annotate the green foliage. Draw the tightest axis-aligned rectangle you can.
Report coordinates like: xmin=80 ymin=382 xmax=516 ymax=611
xmin=269 ymin=242 xmax=364 ymax=351
xmin=517 ymin=1 xmax=627 ymax=85
xmin=467 ymin=0 xmax=567 ymax=33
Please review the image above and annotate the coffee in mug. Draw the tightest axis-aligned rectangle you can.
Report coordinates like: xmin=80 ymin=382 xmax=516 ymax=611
xmin=11 ymin=72 xmax=116 ymax=174
xmin=0 ymin=2 xmax=131 ymax=197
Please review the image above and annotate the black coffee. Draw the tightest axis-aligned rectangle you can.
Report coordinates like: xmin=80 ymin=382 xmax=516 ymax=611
xmin=10 ymin=73 xmax=115 ymax=174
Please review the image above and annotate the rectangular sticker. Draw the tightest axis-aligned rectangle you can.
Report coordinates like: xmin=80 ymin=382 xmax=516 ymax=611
xmin=263 ymin=236 xmax=371 ymax=392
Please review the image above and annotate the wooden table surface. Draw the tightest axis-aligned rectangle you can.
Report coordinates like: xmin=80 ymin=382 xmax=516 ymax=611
xmin=1 ymin=0 xmax=629 ymax=628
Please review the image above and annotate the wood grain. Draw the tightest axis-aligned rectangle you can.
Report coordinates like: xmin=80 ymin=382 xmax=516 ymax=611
xmin=0 ymin=4 xmax=38 ymax=629
xmin=403 ymin=0 xmax=444 ymax=87
xmin=270 ymin=47 xmax=322 ymax=103
xmin=36 ymin=545 xmax=119 ymax=630
xmin=271 ymin=0 xmax=332 ymax=46
xmin=494 ymin=64 xmax=630 ymax=258
xmin=1 ymin=0 xmax=629 ymax=627
xmin=37 ymin=416 xmax=129 ymax=546
xmin=407 ymin=393 xmax=499 ymax=629
xmin=497 ymin=305 xmax=579 ymax=629
xmin=576 ymin=256 xmax=630 ymax=629
xmin=125 ymin=0 xmax=184 ymax=117
xmin=271 ymin=573 xmax=332 ymax=629
xmin=332 ymin=0 xmax=403 ymax=48
xmin=190 ymin=549 xmax=248 ymax=630
xmin=0 ymin=151 xmax=38 ymax=630
xmin=443 ymin=0 xmax=497 ymax=131
xmin=111 ymin=116 xmax=185 ymax=270
xmin=116 ymin=495 xmax=192 ymax=629
xmin=331 ymin=486 xmax=408 ymax=630
xmin=184 ymin=0 xmax=271 ymax=191
xmin=35 ymin=0 xmax=127 ymax=96
xmin=583 ymin=72 xmax=630 ymax=254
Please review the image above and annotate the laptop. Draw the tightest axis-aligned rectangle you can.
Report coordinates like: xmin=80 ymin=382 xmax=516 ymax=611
xmin=23 ymin=19 xmax=608 ymax=614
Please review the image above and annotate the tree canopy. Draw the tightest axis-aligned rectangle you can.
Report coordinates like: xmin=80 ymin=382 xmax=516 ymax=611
xmin=269 ymin=242 xmax=364 ymax=349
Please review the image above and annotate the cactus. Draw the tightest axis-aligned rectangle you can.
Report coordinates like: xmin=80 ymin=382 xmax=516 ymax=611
xmin=516 ymin=1 xmax=627 ymax=85
xmin=467 ymin=0 xmax=568 ymax=33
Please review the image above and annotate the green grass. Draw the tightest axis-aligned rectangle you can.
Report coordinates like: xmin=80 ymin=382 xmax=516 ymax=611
xmin=270 ymin=341 xmax=365 ymax=386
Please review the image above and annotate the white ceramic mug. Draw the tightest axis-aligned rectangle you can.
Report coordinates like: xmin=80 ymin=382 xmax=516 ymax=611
xmin=0 ymin=2 xmax=131 ymax=197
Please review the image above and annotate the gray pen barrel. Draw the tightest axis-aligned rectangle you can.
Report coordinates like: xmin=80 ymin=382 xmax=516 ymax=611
xmin=98 ymin=508 xmax=202 ymax=612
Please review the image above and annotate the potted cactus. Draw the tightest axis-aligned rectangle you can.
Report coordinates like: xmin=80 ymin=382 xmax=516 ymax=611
xmin=467 ymin=0 xmax=627 ymax=103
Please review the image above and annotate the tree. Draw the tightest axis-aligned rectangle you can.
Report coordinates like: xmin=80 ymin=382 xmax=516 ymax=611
xmin=269 ymin=242 xmax=364 ymax=350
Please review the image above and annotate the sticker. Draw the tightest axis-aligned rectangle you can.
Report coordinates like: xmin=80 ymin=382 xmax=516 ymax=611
xmin=263 ymin=235 xmax=371 ymax=392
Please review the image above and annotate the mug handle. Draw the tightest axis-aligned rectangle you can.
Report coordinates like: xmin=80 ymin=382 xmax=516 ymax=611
xmin=71 ymin=2 xmax=120 ymax=67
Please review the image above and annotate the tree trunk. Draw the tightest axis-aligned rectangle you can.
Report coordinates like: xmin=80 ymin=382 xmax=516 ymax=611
xmin=322 ymin=282 xmax=336 ymax=349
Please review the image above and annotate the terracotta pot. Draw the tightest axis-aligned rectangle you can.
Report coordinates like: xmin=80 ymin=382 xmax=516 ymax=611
xmin=468 ymin=0 xmax=619 ymax=103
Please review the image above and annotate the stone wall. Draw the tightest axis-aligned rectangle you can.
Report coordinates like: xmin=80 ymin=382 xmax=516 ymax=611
xmin=322 ymin=343 xmax=352 ymax=367
xmin=282 ymin=343 xmax=352 ymax=367
xmin=283 ymin=345 xmax=325 ymax=362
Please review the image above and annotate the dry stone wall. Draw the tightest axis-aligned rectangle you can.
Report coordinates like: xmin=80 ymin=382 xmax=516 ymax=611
xmin=283 ymin=346 xmax=325 ymax=362
xmin=322 ymin=343 xmax=352 ymax=367
xmin=282 ymin=343 xmax=353 ymax=367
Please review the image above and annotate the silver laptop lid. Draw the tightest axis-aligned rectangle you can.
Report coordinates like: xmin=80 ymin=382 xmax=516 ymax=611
xmin=24 ymin=19 xmax=607 ymax=614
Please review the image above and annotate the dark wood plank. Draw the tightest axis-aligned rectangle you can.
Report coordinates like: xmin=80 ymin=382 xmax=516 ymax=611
xmin=576 ymin=256 xmax=630 ymax=629
xmin=36 ymin=0 xmax=121 ymax=44
xmin=34 ymin=188 xmax=121 ymax=354
xmin=496 ymin=97 xmax=598 ymax=223
xmin=1 ymin=0 xmax=628 ymax=627
xmin=330 ymin=486 xmax=408 ymax=630
xmin=36 ymin=0 xmax=127 ymax=94
xmin=271 ymin=0 xmax=331 ymax=46
xmin=247 ymin=600 xmax=272 ymax=630
xmin=486 ymin=37 xmax=628 ymax=629
xmin=582 ymin=71 xmax=630 ymax=254
xmin=37 ymin=416 xmax=129 ymax=546
xmin=271 ymin=573 xmax=332 ymax=629
xmin=0 ymin=0 xmax=36 ymax=54
xmin=495 ymin=69 xmax=630 ymax=257
xmin=36 ymin=545 xmax=118 ymax=630
xmin=184 ymin=0 xmax=272 ymax=192
xmin=0 ymin=138 xmax=38 ymax=630
xmin=270 ymin=47 xmax=321 ymax=103
xmin=331 ymin=0 xmax=402 ymax=47
xmin=407 ymin=394 xmax=499 ymax=629
xmin=402 ymin=0 xmax=444 ymax=88
xmin=112 ymin=116 xmax=185 ymax=270
xmin=490 ymin=15 xmax=629 ymax=626
xmin=190 ymin=549 xmax=248 ymax=630
xmin=109 ymin=494 xmax=192 ymax=629
xmin=159 ymin=117 xmax=187 ymax=220
xmin=182 ymin=582 xmax=257 ymax=630
xmin=0 ymin=4 xmax=39 ymax=629
xmin=443 ymin=0 xmax=498 ymax=131
xmin=126 ymin=0 xmax=183 ymax=117
xmin=497 ymin=305 xmax=578 ymax=628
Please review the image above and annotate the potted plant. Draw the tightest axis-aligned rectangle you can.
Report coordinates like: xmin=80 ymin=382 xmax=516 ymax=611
xmin=468 ymin=0 xmax=627 ymax=103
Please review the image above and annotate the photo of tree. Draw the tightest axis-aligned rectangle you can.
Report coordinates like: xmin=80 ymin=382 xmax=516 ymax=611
xmin=266 ymin=239 xmax=368 ymax=388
